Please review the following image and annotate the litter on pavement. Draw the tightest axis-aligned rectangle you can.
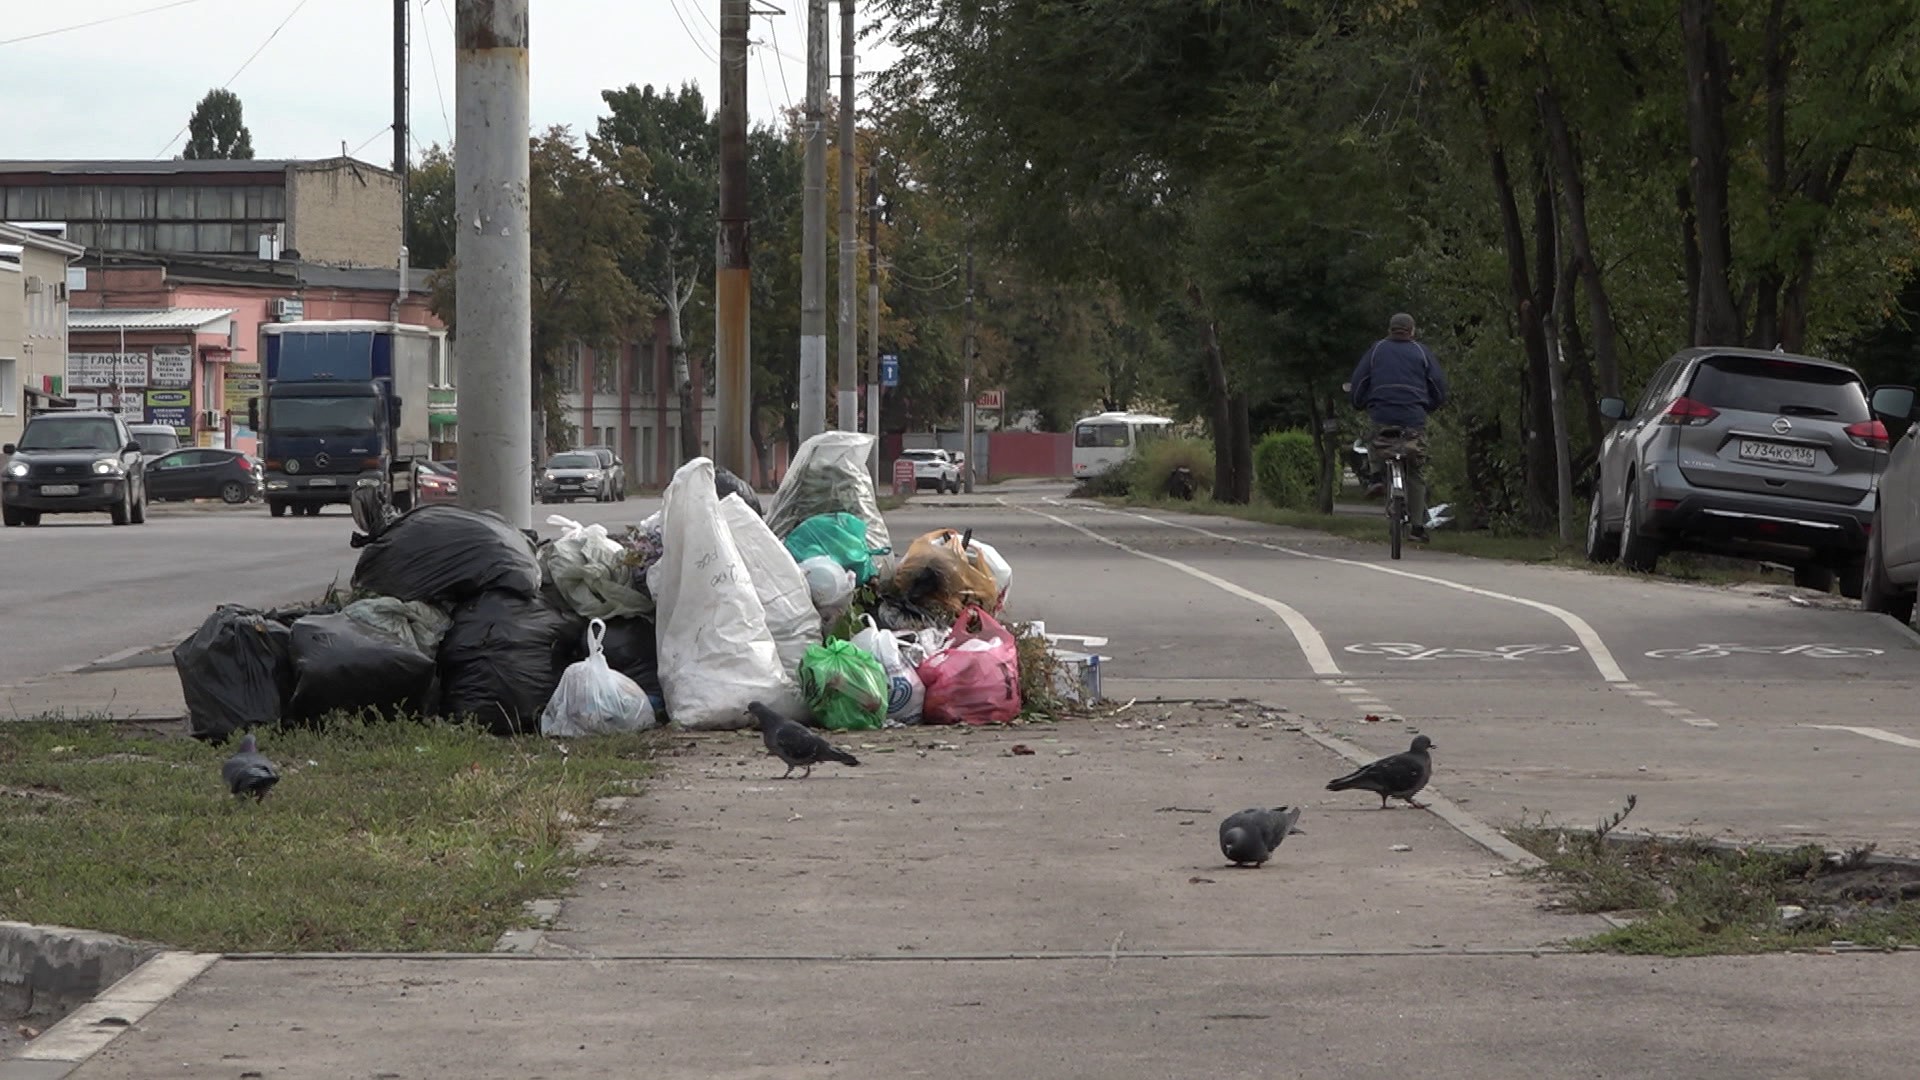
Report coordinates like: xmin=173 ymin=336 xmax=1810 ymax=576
xmin=173 ymin=430 xmax=1094 ymax=742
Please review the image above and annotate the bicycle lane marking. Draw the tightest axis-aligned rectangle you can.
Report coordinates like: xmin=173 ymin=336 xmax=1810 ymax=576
xmin=1012 ymin=503 xmax=1405 ymax=719
xmin=1043 ymin=501 xmax=1722 ymax=730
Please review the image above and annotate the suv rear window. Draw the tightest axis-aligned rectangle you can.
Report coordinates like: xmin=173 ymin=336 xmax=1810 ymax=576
xmin=1685 ymin=356 xmax=1869 ymax=422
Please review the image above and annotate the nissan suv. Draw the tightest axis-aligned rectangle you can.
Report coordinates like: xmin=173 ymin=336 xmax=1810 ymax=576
xmin=1586 ymin=348 xmax=1884 ymax=596
xmin=2 ymin=410 xmax=150 ymax=527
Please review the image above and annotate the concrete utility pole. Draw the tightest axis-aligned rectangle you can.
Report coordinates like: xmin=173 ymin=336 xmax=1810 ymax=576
xmin=835 ymin=0 xmax=858 ymax=433
xmin=715 ymin=0 xmax=752 ymax=480
xmin=798 ymin=0 xmax=829 ymax=442
xmin=865 ymin=167 xmax=880 ymax=483
xmin=962 ymin=234 xmax=976 ymax=494
xmin=454 ymin=0 xmax=532 ymax=528
xmin=394 ymin=0 xmax=409 ymax=248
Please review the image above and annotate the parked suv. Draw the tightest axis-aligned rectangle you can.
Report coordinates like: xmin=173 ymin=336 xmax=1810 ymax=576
xmin=1587 ymin=348 xmax=1885 ymax=596
xmin=2 ymin=410 xmax=150 ymax=527
xmin=576 ymin=446 xmax=627 ymax=501
xmin=1861 ymin=385 xmax=1920 ymax=622
xmin=900 ymin=448 xmax=961 ymax=493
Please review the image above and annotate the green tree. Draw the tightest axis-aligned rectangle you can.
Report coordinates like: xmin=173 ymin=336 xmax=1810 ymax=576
xmin=406 ymin=144 xmax=456 ymax=270
xmin=182 ymin=89 xmax=254 ymax=160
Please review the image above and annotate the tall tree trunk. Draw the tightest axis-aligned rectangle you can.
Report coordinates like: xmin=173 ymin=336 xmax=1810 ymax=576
xmin=1681 ymin=0 xmax=1742 ymax=345
xmin=1186 ymin=282 xmax=1237 ymax=503
xmin=1521 ymin=162 xmax=1560 ymax=527
xmin=1306 ymin=382 xmax=1336 ymax=515
xmin=1679 ymin=183 xmax=1701 ymax=342
xmin=666 ymin=268 xmax=701 ymax=464
xmin=1534 ymin=84 xmax=1622 ymax=398
xmin=1228 ymin=391 xmax=1253 ymax=505
xmin=749 ymin=403 xmax=773 ymax=488
xmin=1748 ymin=0 xmax=1792 ymax=350
xmin=1781 ymin=149 xmax=1856 ymax=352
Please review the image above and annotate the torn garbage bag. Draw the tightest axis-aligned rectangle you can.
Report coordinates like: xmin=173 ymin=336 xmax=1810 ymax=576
xmin=718 ymin=493 xmax=819 ymax=676
xmin=918 ymin=605 xmax=1023 ymax=725
xmin=351 ymin=505 xmax=542 ymax=603
xmin=542 ymin=514 xmax=653 ymax=619
xmin=646 ymin=458 xmax=803 ymax=730
xmin=174 ymin=605 xmax=294 ymax=742
xmin=765 ymin=430 xmax=891 ymax=554
xmin=285 ymin=612 xmax=437 ymax=723
xmin=893 ymin=529 xmax=1001 ymax=617
xmin=438 ymin=591 xmax=586 ymax=736
xmin=799 ymin=639 xmax=889 ymax=731
xmin=541 ymin=619 xmax=657 ymax=736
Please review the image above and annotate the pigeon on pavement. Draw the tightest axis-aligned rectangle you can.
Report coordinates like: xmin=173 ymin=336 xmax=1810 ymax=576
xmin=749 ymin=701 xmax=860 ymax=779
xmin=1326 ymin=735 xmax=1434 ymax=809
xmin=221 ymin=732 xmax=280 ymax=802
xmin=1219 ymin=805 xmax=1304 ymax=867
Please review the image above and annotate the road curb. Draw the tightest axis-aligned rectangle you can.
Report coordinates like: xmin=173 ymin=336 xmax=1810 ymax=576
xmin=490 ymin=795 xmax=632 ymax=955
xmin=0 ymin=923 xmax=157 ymax=1025
xmin=1 ymin=951 xmax=217 ymax=1078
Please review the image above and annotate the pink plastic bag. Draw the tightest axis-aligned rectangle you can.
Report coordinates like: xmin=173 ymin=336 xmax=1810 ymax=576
xmin=918 ymin=606 xmax=1023 ymax=725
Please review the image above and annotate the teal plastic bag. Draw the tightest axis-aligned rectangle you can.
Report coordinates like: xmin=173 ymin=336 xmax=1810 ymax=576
xmin=800 ymin=640 xmax=889 ymax=731
xmin=784 ymin=512 xmax=880 ymax=583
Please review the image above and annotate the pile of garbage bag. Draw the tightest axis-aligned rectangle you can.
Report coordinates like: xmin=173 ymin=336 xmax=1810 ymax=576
xmin=176 ymin=430 xmax=1050 ymax=742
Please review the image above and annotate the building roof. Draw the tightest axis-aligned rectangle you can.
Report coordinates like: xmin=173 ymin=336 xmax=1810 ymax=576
xmin=0 ymin=157 xmax=393 ymax=180
xmin=81 ymin=249 xmax=436 ymax=293
xmin=0 ymin=221 xmax=84 ymax=258
xmin=68 ymin=307 xmax=236 ymax=332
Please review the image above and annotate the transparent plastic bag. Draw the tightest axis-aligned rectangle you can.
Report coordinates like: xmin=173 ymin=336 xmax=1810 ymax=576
xmin=766 ymin=430 xmax=890 ymax=555
xmin=851 ymin=615 xmax=925 ymax=724
xmin=543 ymin=515 xmax=653 ymax=619
xmin=541 ymin=619 xmax=658 ymax=736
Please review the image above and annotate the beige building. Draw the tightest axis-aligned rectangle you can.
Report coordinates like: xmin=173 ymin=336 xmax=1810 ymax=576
xmin=0 ymin=222 xmax=85 ymax=447
xmin=0 ymin=158 xmax=401 ymax=269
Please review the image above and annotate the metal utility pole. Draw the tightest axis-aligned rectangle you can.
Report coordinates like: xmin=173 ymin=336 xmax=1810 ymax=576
xmin=835 ymin=0 xmax=858 ymax=432
xmin=798 ymin=0 xmax=829 ymax=441
xmin=715 ymin=0 xmax=752 ymax=480
xmin=394 ymin=0 xmax=409 ymax=248
xmin=962 ymin=234 xmax=976 ymax=493
xmin=454 ymin=0 xmax=532 ymax=528
xmin=865 ymin=167 xmax=880 ymax=483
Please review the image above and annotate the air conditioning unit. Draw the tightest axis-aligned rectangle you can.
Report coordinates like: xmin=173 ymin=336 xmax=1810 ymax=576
xmin=273 ymin=297 xmax=304 ymax=320
xmin=23 ymin=275 xmax=43 ymax=295
xmin=201 ymin=410 xmax=221 ymax=430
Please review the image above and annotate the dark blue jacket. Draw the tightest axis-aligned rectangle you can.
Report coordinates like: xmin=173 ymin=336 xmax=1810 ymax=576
xmin=1349 ymin=338 xmax=1448 ymax=429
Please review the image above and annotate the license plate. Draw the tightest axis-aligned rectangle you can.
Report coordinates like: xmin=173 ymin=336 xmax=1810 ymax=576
xmin=308 ymin=477 xmax=336 ymax=487
xmin=1738 ymin=440 xmax=1817 ymax=468
xmin=40 ymin=484 xmax=79 ymax=496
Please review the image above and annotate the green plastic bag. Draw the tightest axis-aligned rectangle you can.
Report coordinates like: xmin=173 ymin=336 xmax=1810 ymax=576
xmin=800 ymin=640 xmax=889 ymax=731
xmin=784 ymin=512 xmax=880 ymax=583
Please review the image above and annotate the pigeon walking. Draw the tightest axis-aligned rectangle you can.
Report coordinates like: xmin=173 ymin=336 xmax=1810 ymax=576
xmin=1326 ymin=735 xmax=1434 ymax=809
xmin=1219 ymin=805 xmax=1304 ymax=867
xmin=748 ymin=701 xmax=860 ymax=779
xmin=221 ymin=732 xmax=280 ymax=802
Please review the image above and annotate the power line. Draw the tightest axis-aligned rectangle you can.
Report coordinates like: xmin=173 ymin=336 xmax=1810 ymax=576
xmin=764 ymin=19 xmax=795 ymax=111
xmin=665 ymin=0 xmax=719 ymax=65
xmin=0 ymin=0 xmax=210 ymax=48
xmin=350 ymin=124 xmax=394 ymax=158
xmin=154 ymin=0 xmax=315 ymax=157
xmin=418 ymin=0 xmax=453 ymax=144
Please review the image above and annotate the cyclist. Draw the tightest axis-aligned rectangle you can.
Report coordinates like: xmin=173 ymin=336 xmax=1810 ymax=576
xmin=1348 ymin=312 xmax=1449 ymax=542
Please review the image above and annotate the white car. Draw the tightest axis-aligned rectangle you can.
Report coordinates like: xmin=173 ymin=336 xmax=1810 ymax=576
xmin=900 ymin=448 xmax=961 ymax=493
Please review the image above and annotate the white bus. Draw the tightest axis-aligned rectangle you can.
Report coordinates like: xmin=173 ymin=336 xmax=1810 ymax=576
xmin=1072 ymin=411 xmax=1175 ymax=478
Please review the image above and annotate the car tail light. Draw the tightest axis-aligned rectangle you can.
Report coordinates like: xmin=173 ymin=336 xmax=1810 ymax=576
xmin=1659 ymin=397 xmax=1719 ymax=426
xmin=1845 ymin=419 xmax=1889 ymax=450
xmin=236 ymin=455 xmax=253 ymax=470
xmin=1650 ymin=498 xmax=1681 ymax=512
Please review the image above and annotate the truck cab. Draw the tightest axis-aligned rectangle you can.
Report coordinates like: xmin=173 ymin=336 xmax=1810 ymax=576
xmin=253 ymin=320 xmax=442 ymax=519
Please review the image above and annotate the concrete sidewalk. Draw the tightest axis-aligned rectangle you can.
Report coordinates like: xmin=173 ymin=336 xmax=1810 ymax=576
xmin=4 ymin=695 xmax=1918 ymax=1078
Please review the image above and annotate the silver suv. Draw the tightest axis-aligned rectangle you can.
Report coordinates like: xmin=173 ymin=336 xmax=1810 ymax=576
xmin=1587 ymin=347 xmax=1886 ymax=596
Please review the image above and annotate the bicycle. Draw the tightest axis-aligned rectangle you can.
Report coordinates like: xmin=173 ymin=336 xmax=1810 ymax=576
xmin=1374 ymin=426 xmax=1416 ymax=560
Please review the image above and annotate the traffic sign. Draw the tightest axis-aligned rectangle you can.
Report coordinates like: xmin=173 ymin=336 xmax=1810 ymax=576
xmin=976 ymin=388 xmax=1003 ymax=409
xmin=892 ymin=458 xmax=916 ymax=496
xmin=881 ymin=354 xmax=900 ymax=388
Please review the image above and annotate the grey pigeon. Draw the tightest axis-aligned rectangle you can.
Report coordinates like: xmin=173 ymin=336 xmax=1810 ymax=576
xmin=221 ymin=732 xmax=280 ymax=801
xmin=748 ymin=701 xmax=860 ymax=779
xmin=1219 ymin=805 xmax=1304 ymax=867
xmin=1326 ymin=735 xmax=1433 ymax=809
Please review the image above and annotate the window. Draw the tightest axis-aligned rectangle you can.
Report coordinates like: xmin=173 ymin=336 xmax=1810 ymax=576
xmin=592 ymin=349 xmax=618 ymax=396
xmin=634 ymin=345 xmax=656 ymax=395
xmin=1685 ymin=356 xmax=1869 ymax=421
xmin=555 ymin=342 xmax=581 ymax=394
xmin=1075 ymin=422 xmax=1131 ymax=449
xmin=0 ymin=357 xmax=16 ymax=416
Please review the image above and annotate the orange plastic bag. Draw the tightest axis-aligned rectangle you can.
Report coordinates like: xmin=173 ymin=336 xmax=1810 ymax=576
xmin=893 ymin=529 xmax=1000 ymax=617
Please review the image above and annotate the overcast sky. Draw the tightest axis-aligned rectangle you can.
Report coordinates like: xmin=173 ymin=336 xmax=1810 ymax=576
xmin=4 ymin=0 xmax=896 ymax=163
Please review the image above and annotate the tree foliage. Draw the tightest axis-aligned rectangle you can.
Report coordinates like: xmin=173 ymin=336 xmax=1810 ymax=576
xmin=182 ymin=89 xmax=254 ymax=160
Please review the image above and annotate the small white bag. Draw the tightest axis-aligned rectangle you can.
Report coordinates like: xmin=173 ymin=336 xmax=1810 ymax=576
xmin=541 ymin=618 xmax=657 ymax=736
xmin=850 ymin=615 xmax=925 ymax=724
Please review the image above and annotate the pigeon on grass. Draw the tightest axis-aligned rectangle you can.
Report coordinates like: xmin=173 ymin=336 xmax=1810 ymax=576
xmin=748 ymin=701 xmax=860 ymax=779
xmin=1326 ymin=735 xmax=1433 ymax=809
xmin=1219 ymin=806 xmax=1304 ymax=867
xmin=221 ymin=732 xmax=280 ymax=802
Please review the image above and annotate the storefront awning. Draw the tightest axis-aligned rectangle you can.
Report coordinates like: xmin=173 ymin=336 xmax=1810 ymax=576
xmin=428 ymin=412 xmax=457 ymax=431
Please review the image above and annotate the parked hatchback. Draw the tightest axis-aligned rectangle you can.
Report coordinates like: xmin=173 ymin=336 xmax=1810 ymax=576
xmin=1587 ymin=348 xmax=1885 ymax=596
xmin=540 ymin=451 xmax=613 ymax=503
xmin=576 ymin=446 xmax=627 ymax=500
xmin=146 ymin=448 xmax=260 ymax=504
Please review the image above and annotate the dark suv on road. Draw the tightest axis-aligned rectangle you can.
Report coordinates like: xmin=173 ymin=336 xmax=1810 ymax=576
xmin=1587 ymin=348 xmax=1885 ymax=596
xmin=2 ymin=410 xmax=149 ymax=527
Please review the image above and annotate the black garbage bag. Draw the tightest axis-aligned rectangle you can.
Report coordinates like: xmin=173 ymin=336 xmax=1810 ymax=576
xmin=598 ymin=615 xmax=662 ymax=702
xmin=714 ymin=466 xmax=763 ymax=516
xmin=285 ymin=613 xmax=438 ymax=724
xmin=174 ymin=606 xmax=294 ymax=742
xmin=351 ymin=505 xmax=542 ymax=604
xmin=438 ymin=591 xmax=587 ymax=736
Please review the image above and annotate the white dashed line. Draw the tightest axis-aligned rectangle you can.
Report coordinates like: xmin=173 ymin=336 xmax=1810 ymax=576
xmin=1802 ymin=724 xmax=1920 ymax=749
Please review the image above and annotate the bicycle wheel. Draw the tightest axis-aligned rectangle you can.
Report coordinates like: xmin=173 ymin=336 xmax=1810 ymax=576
xmin=1388 ymin=496 xmax=1403 ymax=559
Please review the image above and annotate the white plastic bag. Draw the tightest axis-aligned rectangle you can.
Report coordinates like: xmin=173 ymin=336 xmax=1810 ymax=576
xmin=799 ymin=555 xmax=856 ymax=619
xmin=851 ymin=615 xmax=925 ymax=724
xmin=718 ymin=493 xmax=819 ymax=677
xmin=341 ymin=597 xmax=452 ymax=654
xmin=647 ymin=458 xmax=804 ymax=730
xmin=540 ymin=619 xmax=657 ymax=736
xmin=766 ymin=430 xmax=891 ymax=555
xmin=543 ymin=515 xmax=653 ymax=619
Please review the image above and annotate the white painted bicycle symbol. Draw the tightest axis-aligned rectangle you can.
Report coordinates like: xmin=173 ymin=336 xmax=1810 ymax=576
xmin=1643 ymin=643 xmax=1885 ymax=660
xmin=1344 ymin=642 xmax=1583 ymax=662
